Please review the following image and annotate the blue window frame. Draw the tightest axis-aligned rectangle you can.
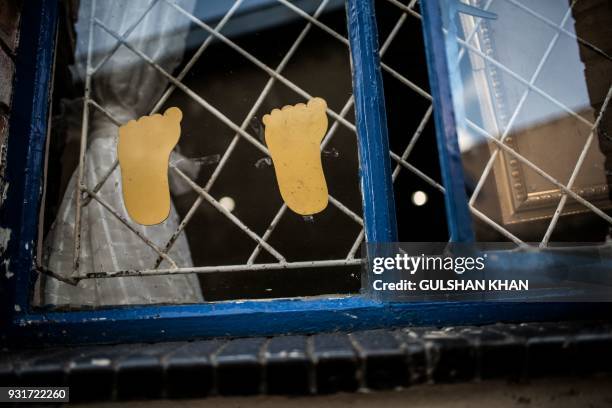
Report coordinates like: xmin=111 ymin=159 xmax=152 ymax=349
xmin=0 ymin=0 xmax=608 ymax=347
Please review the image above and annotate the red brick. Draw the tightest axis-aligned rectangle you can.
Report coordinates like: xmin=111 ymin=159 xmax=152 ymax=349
xmin=0 ymin=113 xmax=7 ymax=138
xmin=0 ymin=47 xmax=13 ymax=107
xmin=0 ymin=0 xmax=21 ymax=51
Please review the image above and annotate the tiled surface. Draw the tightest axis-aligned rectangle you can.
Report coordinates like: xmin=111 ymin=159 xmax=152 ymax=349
xmin=1 ymin=321 xmax=612 ymax=401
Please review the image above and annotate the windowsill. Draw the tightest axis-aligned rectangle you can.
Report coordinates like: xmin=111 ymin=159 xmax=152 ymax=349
xmin=2 ymin=320 xmax=611 ymax=400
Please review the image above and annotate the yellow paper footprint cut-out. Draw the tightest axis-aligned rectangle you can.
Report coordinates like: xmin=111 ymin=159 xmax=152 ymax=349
xmin=117 ymin=107 xmax=182 ymax=225
xmin=263 ymin=97 xmax=329 ymax=215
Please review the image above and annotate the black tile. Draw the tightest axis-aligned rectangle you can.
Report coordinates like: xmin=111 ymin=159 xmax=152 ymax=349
xmin=14 ymin=348 xmax=82 ymax=387
xmin=393 ymin=329 xmax=428 ymax=384
xmin=0 ymin=356 xmax=16 ymax=386
xmin=115 ymin=342 xmax=184 ymax=400
xmin=569 ymin=333 xmax=612 ymax=375
xmin=0 ymin=349 xmax=42 ymax=387
xmin=480 ymin=341 xmax=526 ymax=380
xmin=163 ymin=339 xmax=223 ymax=398
xmin=526 ymin=336 xmax=571 ymax=378
xmin=67 ymin=343 xmax=151 ymax=401
xmin=68 ymin=353 xmax=115 ymax=401
xmin=264 ymin=335 xmax=310 ymax=395
xmin=311 ymin=333 xmax=358 ymax=394
xmin=351 ymin=330 xmax=408 ymax=390
xmin=215 ymin=337 xmax=266 ymax=395
xmin=454 ymin=326 xmax=526 ymax=380
xmin=423 ymin=331 xmax=477 ymax=383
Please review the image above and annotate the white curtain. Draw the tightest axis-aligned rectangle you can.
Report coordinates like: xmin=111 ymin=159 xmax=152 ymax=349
xmin=41 ymin=0 xmax=203 ymax=306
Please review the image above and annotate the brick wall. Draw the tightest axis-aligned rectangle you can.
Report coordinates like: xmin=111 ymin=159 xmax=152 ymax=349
xmin=0 ymin=0 xmax=22 ymax=205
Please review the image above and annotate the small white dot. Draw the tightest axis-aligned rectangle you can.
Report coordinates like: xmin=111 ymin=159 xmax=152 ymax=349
xmin=412 ymin=190 xmax=428 ymax=206
xmin=91 ymin=358 xmax=111 ymax=367
xmin=219 ymin=196 xmax=236 ymax=212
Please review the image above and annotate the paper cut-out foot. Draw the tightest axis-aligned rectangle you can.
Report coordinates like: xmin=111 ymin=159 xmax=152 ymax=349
xmin=263 ymin=98 xmax=329 ymax=215
xmin=117 ymin=107 xmax=183 ymax=225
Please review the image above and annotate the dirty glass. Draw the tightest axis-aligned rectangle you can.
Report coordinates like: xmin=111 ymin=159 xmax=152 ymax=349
xmin=36 ymin=0 xmax=368 ymax=307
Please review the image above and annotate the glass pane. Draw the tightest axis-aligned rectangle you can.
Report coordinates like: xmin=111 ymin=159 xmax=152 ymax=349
xmin=36 ymin=0 xmax=365 ymax=308
xmin=436 ymin=0 xmax=612 ymax=243
xmin=373 ymin=0 xmax=450 ymax=242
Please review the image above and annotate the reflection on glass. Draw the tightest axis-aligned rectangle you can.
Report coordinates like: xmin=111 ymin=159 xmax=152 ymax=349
xmin=440 ymin=0 xmax=612 ymax=243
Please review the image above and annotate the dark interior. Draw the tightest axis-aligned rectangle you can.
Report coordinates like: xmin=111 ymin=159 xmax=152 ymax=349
xmin=43 ymin=0 xmax=448 ymax=302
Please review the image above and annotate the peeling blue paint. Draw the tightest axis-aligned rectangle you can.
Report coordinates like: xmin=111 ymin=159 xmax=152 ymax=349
xmin=6 ymin=297 xmax=611 ymax=347
xmin=346 ymin=0 xmax=398 ymax=243
xmin=0 ymin=0 xmax=58 ymax=328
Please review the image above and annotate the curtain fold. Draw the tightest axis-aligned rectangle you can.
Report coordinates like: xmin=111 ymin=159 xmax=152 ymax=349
xmin=41 ymin=0 xmax=203 ymax=306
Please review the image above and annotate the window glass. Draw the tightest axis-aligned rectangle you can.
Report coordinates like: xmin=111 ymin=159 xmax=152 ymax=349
xmin=374 ymin=0 xmax=450 ymax=242
xmin=38 ymin=0 xmax=367 ymax=307
xmin=435 ymin=0 xmax=612 ymax=244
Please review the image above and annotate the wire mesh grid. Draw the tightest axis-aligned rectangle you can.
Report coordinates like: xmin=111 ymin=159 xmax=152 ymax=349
xmin=386 ymin=0 xmax=612 ymax=246
xmin=60 ymin=0 xmax=365 ymax=282
xmin=46 ymin=0 xmax=611 ymax=284
xmin=453 ymin=0 xmax=612 ymax=246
